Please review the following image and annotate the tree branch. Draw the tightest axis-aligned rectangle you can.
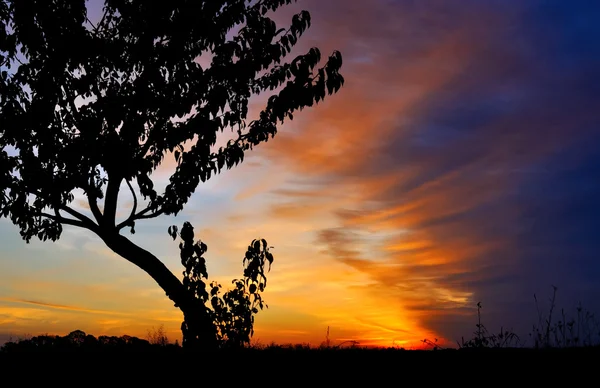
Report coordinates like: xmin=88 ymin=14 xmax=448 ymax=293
xmin=84 ymin=168 xmax=105 ymax=224
xmin=40 ymin=211 xmax=89 ymax=230
xmin=115 ymin=178 xmax=138 ymax=231
xmin=86 ymin=8 xmax=108 ymax=35
xmin=25 ymin=187 xmax=100 ymax=231
xmin=116 ymin=205 xmax=164 ymax=231
xmin=103 ymin=172 xmax=122 ymax=228
xmin=126 ymin=179 xmax=137 ymax=221
xmin=87 ymin=193 xmax=104 ymax=225
xmin=61 ymin=85 xmax=81 ymax=124
xmin=136 ymin=208 xmax=164 ymax=221
xmin=58 ymin=205 xmax=98 ymax=230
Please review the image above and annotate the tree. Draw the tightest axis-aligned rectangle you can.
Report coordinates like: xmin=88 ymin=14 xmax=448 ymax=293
xmin=0 ymin=0 xmax=344 ymax=349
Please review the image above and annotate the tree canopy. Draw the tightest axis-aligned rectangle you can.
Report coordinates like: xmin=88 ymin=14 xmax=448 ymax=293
xmin=0 ymin=0 xmax=343 ymax=241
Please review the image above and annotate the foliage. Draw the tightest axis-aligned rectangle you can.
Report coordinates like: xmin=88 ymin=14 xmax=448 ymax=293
xmin=454 ymin=288 xmax=600 ymax=350
xmin=170 ymin=221 xmax=273 ymax=348
xmin=457 ymin=302 xmax=521 ymax=349
xmin=0 ymin=0 xmax=344 ymax=242
xmin=421 ymin=338 xmax=440 ymax=350
xmin=530 ymin=286 xmax=600 ymax=348
xmin=318 ymin=326 xmax=360 ymax=349
xmin=0 ymin=0 xmax=344 ymax=348
xmin=0 ymin=330 xmax=155 ymax=353
xmin=418 ymin=287 xmax=600 ymax=351
xmin=146 ymin=324 xmax=170 ymax=346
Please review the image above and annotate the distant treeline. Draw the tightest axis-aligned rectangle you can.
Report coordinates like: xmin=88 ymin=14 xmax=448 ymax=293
xmin=0 ymin=329 xmax=179 ymax=353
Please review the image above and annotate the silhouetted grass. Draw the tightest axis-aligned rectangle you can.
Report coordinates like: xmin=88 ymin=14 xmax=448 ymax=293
xmin=2 ymin=286 xmax=599 ymax=382
xmin=425 ymin=286 xmax=600 ymax=351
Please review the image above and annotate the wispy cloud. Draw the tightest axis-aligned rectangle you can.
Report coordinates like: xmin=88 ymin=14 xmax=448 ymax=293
xmin=231 ymin=0 xmax=600 ymax=344
xmin=0 ymin=298 xmax=131 ymax=316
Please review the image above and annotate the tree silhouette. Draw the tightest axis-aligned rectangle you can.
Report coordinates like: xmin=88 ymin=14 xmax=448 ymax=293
xmin=0 ymin=0 xmax=344 ymax=349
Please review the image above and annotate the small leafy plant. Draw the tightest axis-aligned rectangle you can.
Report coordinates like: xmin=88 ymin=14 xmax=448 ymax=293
xmin=168 ymin=221 xmax=273 ymax=349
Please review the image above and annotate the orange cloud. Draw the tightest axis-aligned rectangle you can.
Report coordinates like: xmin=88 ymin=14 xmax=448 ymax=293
xmin=236 ymin=0 xmax=600 ymax=345
xmin=239 ymin=5 xmax=508 ymax=345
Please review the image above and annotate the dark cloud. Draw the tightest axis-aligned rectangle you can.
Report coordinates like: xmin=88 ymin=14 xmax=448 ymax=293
xmin=377 ymin=0 xmax=600 ymax=338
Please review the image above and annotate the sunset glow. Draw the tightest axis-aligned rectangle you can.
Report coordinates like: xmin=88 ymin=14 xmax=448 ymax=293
xmin=1 ymin=0 xmax=600 ymax=349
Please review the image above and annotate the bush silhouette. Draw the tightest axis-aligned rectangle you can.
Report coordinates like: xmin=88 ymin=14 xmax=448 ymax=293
xmin=171 ymin=221 xmax=273 ymax=348
xmin=146 ymin=324 xmax=170 ymax=346
xmin=0 ymin=330 xmax=152 ymax=353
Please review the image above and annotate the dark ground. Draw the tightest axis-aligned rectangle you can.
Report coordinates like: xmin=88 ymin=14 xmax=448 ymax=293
xmin=0 ymin=347 xmax=596 ymax=383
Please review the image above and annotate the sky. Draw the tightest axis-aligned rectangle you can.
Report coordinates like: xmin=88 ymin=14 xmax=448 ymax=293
xmin=1 ymin=0 xmax=600 ymax=349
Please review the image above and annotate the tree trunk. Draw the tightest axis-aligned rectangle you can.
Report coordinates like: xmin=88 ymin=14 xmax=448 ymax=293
xmin=99 ymin=231 xmax=217 ymax=349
